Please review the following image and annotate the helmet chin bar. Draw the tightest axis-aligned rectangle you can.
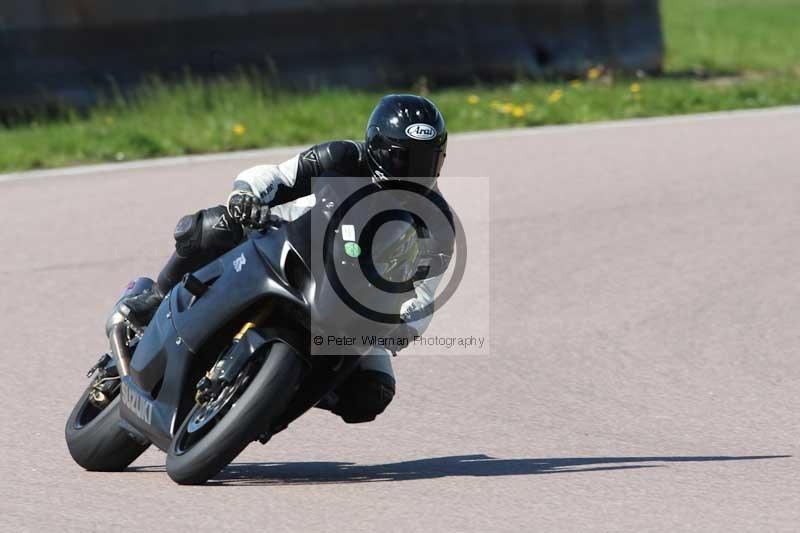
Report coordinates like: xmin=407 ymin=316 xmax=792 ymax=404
xmin=371 ymin=169 xmax=390 ymax=182
xmin=369 ymin=173 xmax=439 ymax=193
xmin=367 ymin=154 xmax=393 ymax=183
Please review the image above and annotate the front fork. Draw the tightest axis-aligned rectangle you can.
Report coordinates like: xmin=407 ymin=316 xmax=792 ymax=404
xmin=194 ymin=321 xmax=259 ymax=404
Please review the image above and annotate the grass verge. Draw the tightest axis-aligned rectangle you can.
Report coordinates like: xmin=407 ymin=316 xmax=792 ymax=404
xmin=1 ymin=0 xmax=799 ymax=172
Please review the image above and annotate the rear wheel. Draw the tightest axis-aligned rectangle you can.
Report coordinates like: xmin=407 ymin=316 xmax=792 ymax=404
xmin=65 ymin=381 xmax=150 ymax=471
xmin=166 ymin=342 xmax=303 ymax=485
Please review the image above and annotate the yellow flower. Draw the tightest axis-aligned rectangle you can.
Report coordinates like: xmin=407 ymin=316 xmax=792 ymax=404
xmin=500 ymin=102 xmax=514 ymax=114
xmin=511 ymin=106 xmax=525 ymax=118
xmin=630 ymin=82 xmax=642 ymax=94
xmin=232 ymin=123 xmax=246 ymax=136
xmin=467 ymin=94 xmax=480 ymax=105
xmin=587 ymin=67 xmax=602 ymax=81
xmin=570 ymin=80 xmax=583 ymax=88
xmin=547 ymin=90 xmax=563 ymax=104
xmin=104 ymin=116 xmax=115 ymax=125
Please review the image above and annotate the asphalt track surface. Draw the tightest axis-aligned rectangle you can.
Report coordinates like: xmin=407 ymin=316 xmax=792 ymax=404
xmin=3 ymin=107 xmax=799 ymax=531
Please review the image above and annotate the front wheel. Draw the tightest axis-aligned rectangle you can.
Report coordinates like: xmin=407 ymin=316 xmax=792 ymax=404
xmin=166 ymin=342 xmax=304 ymax=485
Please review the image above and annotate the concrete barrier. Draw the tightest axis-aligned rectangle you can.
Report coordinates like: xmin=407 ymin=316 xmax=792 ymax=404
xmin=0 ymin=0 xmax=663 ymax=108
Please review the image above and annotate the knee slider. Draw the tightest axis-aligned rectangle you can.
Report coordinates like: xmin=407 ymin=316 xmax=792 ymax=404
xmin=173 ymin=213 xmax=202 ymax=257
xmin=198 ymin=205 xmax=244 ymax=255
xmin=173 ymin=206 xmax=243 ymax=259
xmin=333 ymin=370 xmax=396 ymax=424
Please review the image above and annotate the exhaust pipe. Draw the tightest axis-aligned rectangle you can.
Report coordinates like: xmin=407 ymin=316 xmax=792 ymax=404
xmin=106 ymin=309 xmax=132 ymax=377
xmin=104 ymin=277 xmax=155 ymax=378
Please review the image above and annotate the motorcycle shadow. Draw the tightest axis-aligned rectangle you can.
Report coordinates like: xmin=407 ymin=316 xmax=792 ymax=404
xmin=129 ymin=453 xmax=789 ymax=486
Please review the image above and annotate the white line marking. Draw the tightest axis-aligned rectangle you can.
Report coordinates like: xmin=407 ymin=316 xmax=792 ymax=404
xmin=2 ymin=105 xmax=799 ymax=184
xmin=0 ymin=144 xmax=306 ymax=184
xmin=453 ymin=105 xmax=800 ymax=142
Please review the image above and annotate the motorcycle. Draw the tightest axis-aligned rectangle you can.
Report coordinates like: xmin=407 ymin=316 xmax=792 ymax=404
xmin=65 ymin=177 xmax=420 ymax=485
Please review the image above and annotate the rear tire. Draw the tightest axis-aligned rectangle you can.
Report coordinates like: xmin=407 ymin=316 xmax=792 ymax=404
xmin=166 ymin=342 xmax=303 ymax=485
xmin=65 ymin=387 xmax=150 ymax=471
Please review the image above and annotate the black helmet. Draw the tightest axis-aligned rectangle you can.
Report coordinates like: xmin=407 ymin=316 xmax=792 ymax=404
xmin=365 ymin=94 xmax=447 ymax=187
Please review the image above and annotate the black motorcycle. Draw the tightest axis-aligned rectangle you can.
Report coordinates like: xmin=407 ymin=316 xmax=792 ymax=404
xmin=65 ymin=177 xmax=424 ymax=485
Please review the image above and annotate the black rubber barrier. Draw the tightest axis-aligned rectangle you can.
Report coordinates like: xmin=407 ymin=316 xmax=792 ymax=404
xmin=0 ymin=0 xmax=663 ymax=108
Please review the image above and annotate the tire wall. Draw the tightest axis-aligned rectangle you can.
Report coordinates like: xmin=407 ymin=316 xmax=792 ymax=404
xmin=0 ymin=0 xmax=663 ymax=106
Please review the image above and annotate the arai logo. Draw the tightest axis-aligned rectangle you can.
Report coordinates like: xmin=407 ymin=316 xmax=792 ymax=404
xmin=405 ymin=123 xmax=437 ymax=140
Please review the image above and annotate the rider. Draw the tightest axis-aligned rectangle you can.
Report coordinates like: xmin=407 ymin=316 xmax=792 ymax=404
xmin=121 ymin=94 xmax=452 ymax=423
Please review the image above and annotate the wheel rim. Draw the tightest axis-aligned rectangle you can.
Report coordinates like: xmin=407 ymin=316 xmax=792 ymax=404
xmin=173 ymin=357 xmax=262 ymax=456
xmin=74 ymin=397 xmax=104 ymax=429
xmin=73 ymin=381 xmax=120 ymax=429
xmin=187 ymin=369 xmax=248 ymax=433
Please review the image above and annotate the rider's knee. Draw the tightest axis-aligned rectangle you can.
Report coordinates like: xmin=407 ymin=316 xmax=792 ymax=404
xmin=173 ymin=205 xmax=243 ymax=259
xmin=333 ymin=370 xmax=396 ymax=424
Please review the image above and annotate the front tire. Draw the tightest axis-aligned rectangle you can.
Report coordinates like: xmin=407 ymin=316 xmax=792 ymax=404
xmin=166 ymin=342 xmax=303 ymax=485
xmin=65 ymin=386 xmax=150 ymax=471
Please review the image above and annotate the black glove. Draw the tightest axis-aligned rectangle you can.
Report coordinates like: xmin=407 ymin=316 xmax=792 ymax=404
xmin=227 ymin=191 xmax=271 ymax=230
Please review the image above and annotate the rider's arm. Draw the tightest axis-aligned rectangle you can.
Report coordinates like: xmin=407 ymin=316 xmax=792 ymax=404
xmin=231 ymin=155 xmax=302 ymax=207
xmin=230 ymin=141 xmax=363 ymax=208
xmin=400 ymin=187 xmax=455 ymax=336
xmin=400 ymin=274 xmax=444 ymax=336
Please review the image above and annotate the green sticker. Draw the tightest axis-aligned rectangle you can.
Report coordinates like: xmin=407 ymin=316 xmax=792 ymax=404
xmin=344 ymin=241 xmax=362 ymax=258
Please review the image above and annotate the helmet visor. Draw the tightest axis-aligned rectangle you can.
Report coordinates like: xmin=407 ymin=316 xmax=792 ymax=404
xmin=370 ymin=137 xmax=445 ymax=180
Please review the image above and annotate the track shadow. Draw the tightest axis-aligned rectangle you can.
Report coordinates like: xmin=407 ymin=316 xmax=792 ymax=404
xmin=130 ymin=454 xmax=790 ymax=486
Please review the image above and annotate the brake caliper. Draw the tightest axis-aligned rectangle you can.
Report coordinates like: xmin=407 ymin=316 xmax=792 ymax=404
xmin=194 ymin=322 xmax=259 ymax=405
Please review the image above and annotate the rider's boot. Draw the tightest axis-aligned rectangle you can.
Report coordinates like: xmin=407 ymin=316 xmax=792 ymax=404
xmin=118 ymin=252 xmax=189 ymax=328
xmin=118 ymin=205 xmax=245 ymax=329
xmin=119 ymin=284 xmax=164 ymax=329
